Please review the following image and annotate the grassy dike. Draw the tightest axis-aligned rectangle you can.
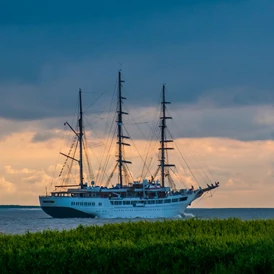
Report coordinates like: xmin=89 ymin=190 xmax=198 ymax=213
xmin=1 ymin=218 xmax=274 ymax=274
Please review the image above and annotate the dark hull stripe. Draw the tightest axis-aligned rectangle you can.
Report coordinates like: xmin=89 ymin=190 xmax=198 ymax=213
xmin=41 ymin=206 xmax=96 ymax=218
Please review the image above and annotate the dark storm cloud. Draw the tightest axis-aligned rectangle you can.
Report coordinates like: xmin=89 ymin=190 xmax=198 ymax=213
xmin=124 ymin=103 xmax=274 ymax=142
xmin=31 ymin=131 xmax=63 ymax=143
xmin=0 ymin=0 xmax=185 ymax=26
xmin=0 ymin=0 xmax=274 ymax=143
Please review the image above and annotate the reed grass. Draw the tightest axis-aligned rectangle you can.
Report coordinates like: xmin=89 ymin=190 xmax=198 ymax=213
xmin=1 ymin=218 xmax=274 ymax=273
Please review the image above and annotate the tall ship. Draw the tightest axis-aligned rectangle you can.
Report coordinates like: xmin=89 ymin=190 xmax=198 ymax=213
xmin=39 ymin=71 xmax=219 ymax=218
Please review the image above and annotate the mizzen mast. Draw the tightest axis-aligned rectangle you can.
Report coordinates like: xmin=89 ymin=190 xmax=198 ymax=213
xmin=159 ymin=84 xmax=175 ymax=188
xmin=117 ymin=71 xmax=131 ymax=188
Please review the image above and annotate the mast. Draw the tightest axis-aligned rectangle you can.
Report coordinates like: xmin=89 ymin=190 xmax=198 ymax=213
xmin=59 ymin=89 xmax=85 ymax=188
xmin=79 ymin=88 xmax=84 ymax=188
xmin=117 ymin=71 xmax=131 ymax=188
xmin=159 ymin=84 xmax=175 ymax=188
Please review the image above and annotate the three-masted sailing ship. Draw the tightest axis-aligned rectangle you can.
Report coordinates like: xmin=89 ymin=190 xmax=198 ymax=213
xmin=39 ymin=71 xmax=219 ymax=218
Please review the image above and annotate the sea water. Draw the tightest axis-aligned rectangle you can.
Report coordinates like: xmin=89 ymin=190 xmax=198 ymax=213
xmin=0 ymin=207 xmax=273 ymax=235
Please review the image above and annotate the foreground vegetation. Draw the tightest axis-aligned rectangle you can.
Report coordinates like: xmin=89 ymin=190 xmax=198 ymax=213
xmin=1 ymin=218 xmax=274 ymax=273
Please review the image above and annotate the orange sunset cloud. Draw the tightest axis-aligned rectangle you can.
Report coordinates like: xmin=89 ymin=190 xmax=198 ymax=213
xmin=1 ymin=122 xmax=274 ymax=207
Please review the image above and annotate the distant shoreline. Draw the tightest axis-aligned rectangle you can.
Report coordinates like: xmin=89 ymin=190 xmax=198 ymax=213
xmin=0 ymin=205 xmax=40 ymax=208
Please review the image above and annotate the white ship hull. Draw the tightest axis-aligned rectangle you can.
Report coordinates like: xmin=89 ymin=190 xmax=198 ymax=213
xmin=39 ymin=193 xmax=199 ymax=218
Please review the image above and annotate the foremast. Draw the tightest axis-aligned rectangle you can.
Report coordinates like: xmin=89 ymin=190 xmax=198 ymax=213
xmin=117 ymin=71 xmax=131 ymax=188
xmin=78 ymin=88 xmax=84 ymax=188
xmin=159 ymin=84 xmax=175 ymax=188
xmin=60 ymin=88 xmax=84 ymax=189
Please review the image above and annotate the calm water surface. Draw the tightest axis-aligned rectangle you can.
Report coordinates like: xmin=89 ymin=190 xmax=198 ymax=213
xmin=0 ymin=207 xmax=273 ymax=235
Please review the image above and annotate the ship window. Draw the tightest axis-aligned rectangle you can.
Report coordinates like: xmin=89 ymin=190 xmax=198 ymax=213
xmin=172 ymin=198 xmax=178 ymax=203
xmin=123 ymin=201 xmax=130 ymax=205
xmin=43 ymin=200 xmax=54 ymax=204
xmin=148 ymin=200 xmax=155 ymax=204
xmin=179 ymin=197 xmax=187 ymax=201
xmin=164 ymin=199 xmax=171 ymax=203
xmin=110 ymin=201 xmax=114 ymax=205
xmin=92 ymin=202 xmax=95 ymax=206
xmin=84 ymin=202 xmax=87 ymax=206
xmin=156 ymin=200 xmax=163 ymax=204
xmin=98 ymin=203 xmax=102 ymax=206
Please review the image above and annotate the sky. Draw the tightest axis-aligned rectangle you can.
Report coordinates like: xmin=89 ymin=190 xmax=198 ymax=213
xmin=1 ymin=0 xmax=274 ymax=207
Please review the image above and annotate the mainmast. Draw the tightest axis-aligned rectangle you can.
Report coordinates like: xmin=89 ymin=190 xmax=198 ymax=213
xmin=117 ymin=71 xmax=131 ymax=188
xmin=79 ymin=88 xmax=84 ymax=188
xmin=159 ymin=84 xmax=175 ymax=187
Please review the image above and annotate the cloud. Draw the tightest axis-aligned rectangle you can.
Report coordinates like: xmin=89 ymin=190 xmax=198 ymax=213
xmin=124 ymin=102 xmax=274 ymax=141
xmin=0 ymin=1 xmax=274 ymax=122
xmin=1 ymin=0 xmax=274 ymax=206
xmin=0 ymin=177 xmax=16 ymax=194
xmin=1 ymin=100 xmax=274 ymax=144
xmin=1 ymin=129 xmax=274 ymax=206
xmin=31 ymin=130 xmax=64 ymax=143
xmin=4 ymin=166 xmax=36 ymax=174
xmin=0 ymin=0 xmax=184 ymax=26
xmin=1 ymin=51 xmax=274 ymax=123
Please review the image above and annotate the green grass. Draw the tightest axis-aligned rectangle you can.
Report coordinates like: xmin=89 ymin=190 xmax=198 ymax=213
xmin=1 ymin=218 xmax=274 ymax=273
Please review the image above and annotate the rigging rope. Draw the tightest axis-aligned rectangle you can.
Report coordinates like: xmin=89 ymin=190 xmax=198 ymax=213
xmin=96 ymin=81 xmax=118 ymax=184
xmin=59 ymin=136 xmax=77 ymax=177
xmin=105 ymin=162 xmax=118 ymax=187
xmin=122 ymin=125 xmax=154 ymax=180
xmin=62 ymin=140 xmax=78 ymax=185
xmin=50 ymin=123 xmax=67 ymax=188
xmin=140 ymin=97 xmax=162 ymax=179
xmin=167 ymin=108 xmax=213 ymax=186
xmin=168 ymin=129 xmax=200 ymax=186
xmin=83 ymin=92 xmax=104 ymax=113
xmin=83 ymin=134 xmax=94 ymax=181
